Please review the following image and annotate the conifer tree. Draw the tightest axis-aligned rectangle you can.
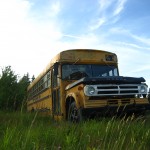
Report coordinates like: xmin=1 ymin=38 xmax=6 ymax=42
xmin=0 ymin=66 xmax=18 ymax=110
xmin=0 ymin=66 xmax=30 ymax=110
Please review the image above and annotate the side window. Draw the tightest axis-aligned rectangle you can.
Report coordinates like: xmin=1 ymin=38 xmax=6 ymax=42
xmin=29 ymin=70 xmax=52 ymax=100
xmin=47 ymin=71 xmax=51 ymax=87
xmin=43 ymin=75 xmax=47 ymax=88
xmin=40 ymin=79 xmax=44 ymax=90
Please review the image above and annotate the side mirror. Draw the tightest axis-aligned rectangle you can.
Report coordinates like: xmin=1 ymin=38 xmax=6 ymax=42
xmin=54 ymin=62 xmax=58 ymax=76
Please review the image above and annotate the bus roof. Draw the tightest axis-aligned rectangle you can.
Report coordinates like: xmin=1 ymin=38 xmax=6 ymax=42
xmin=28 ymin=49 xmax=117 ymax=90
xmin=51 ymin=49 xmax=115 ymax=61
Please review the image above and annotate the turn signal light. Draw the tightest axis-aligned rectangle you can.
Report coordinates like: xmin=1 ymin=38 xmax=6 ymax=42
xmin=78 ymin=86 xmax=83 ymax=91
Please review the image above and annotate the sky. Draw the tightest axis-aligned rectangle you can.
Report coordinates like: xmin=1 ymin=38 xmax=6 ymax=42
xmin=0 ymin=0 xmax=150 ymax=87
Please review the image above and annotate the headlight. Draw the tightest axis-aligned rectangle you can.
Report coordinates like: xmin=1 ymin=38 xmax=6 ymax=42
xmin=84 ymin=85 xmax=96 ymax=96
xmin=88 ymin=86 xmax=95 ymax=95
xmin=140 ymin=85 xmax=147 ymax=93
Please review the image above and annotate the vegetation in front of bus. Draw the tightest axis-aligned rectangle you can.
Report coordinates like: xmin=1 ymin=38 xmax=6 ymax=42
xmin=0 ymin=66 xmax=32 ymax=111
xmin=0 ymin=111 xmax=150 ymax=150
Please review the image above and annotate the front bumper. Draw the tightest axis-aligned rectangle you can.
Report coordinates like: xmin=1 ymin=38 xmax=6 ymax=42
xmin=82 ymin=103 xmax=150 ymax=116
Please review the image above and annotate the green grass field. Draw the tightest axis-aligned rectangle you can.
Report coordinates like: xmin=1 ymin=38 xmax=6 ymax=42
xmin=0 ymin=111 xmax=150 ymax=150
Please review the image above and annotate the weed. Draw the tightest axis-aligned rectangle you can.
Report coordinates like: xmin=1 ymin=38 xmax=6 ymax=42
xmin=0 ymin=112 xmax=150 ymax=150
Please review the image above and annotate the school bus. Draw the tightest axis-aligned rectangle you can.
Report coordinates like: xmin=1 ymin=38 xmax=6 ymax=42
xmin=27 ymin=49 xmax=150 ymax=121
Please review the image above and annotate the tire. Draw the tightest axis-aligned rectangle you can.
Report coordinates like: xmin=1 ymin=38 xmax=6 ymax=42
xmin=68 ymin=102 xmax=83 ymax=123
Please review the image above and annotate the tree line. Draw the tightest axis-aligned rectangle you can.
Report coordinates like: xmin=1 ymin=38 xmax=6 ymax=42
xmin=0 ymin=66 xmax=34 ymax=111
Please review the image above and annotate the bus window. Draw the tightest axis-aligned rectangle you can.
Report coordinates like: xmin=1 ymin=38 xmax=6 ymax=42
xmin=47 ymin=71 xmax=51 ymax=87
xmin=62 ymin=64 xmax=119 ymax=80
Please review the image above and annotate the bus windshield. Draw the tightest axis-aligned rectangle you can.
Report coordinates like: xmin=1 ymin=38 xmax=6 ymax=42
xmin=62 ymin=64 xmax=119 ymax=80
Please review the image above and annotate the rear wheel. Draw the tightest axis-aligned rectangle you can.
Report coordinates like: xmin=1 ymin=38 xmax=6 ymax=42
xmin=68 ymin=102 xmax=83 ymax=122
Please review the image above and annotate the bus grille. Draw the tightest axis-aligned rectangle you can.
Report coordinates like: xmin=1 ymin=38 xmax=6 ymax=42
xmin=85 ymin=84 xmax=141 ymax=97
xmin=96 ymin=85 xmax=138 ymax=95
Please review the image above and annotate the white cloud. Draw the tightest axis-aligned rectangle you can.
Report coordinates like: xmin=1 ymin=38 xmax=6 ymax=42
xmin=55 ymin=33 xmax=101 ymax=50
xmin=44 ymin=1 xmax=61 ymax=18
xmin=98 ymin=0 xmax=113 ymax=12
xmin=63 ymin=34 xmax=84 ymax=40
xmin=110 ymin=27 xmax=150 ymax=47
xmin=114 ymin=41 xmax=150 ymax=50
xmin=131 ymin=35 xmax=150 ymax=46
xmin=51 ymin=1 xmax=61 ymax=16
xmin=89 ymin=17 xmax=106 ymax=31
xmin=0 ymin=0 xmax=63 ymax=77
xmin=113 ymin=0 xmax=127 ymax=16
xmin=90 ymin=0 xmax=127 ymax=31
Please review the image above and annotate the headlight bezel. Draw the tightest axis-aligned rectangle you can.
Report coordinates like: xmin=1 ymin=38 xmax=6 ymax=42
xmin=139 ymin=85 xmax=147 ymax=94
xmin=84 ymin=85 xmax=96 ymax=96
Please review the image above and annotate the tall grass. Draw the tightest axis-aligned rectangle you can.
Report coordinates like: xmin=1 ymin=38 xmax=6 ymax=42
xmin=0 ymin=111 xmax=150 ymax=150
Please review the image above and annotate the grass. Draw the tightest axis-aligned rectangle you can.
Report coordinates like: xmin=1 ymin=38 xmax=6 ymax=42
xmin=0 ymin=111 xmax=150 ymax=150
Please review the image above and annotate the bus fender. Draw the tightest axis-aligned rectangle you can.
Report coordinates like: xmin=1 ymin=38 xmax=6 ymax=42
xmin=65 ymin=92 xmax=83 ymax=109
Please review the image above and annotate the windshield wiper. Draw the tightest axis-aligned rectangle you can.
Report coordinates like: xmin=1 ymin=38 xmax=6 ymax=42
xmin=73 ymin=58 xmax=80 ymax=65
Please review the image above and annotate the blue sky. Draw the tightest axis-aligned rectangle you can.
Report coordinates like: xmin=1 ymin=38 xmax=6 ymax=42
xmin=0 ymin=0 xmax=150 ymax=86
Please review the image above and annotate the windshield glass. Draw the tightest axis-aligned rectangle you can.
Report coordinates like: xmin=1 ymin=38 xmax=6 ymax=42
xmin=62 ymin=64 xmax=119 ymax=80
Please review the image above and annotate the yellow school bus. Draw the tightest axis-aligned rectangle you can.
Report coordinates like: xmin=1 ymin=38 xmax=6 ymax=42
xmin=27 ymin=49 xmax=150 ymax=121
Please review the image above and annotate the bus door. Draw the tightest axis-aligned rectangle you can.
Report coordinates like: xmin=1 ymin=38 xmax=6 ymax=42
xmin=51 ymin=63 xmax=61 ymax=117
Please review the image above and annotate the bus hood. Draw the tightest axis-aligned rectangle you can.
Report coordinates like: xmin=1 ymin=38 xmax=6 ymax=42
xmin=65 ymin=76 xmax=146 ymax=90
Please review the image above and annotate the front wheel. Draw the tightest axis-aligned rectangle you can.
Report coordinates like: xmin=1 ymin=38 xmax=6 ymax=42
xmin=68 ymin=102 xmax=83 ymax=123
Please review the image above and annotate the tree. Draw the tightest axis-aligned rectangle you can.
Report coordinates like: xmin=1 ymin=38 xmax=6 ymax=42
xmin=15 ymin=73 xmax=30 ymax=110
xmin=0 ymin=66 xmax=18 ymax=110
xmin=31 ymin=75 xmax=35 ymax=82
xmin=0 ymin=66 xmax=31 ymax=111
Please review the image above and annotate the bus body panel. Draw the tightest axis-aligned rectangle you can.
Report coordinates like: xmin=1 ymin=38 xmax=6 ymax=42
xmin=27 ymin=49 xmax=150 ymax=120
